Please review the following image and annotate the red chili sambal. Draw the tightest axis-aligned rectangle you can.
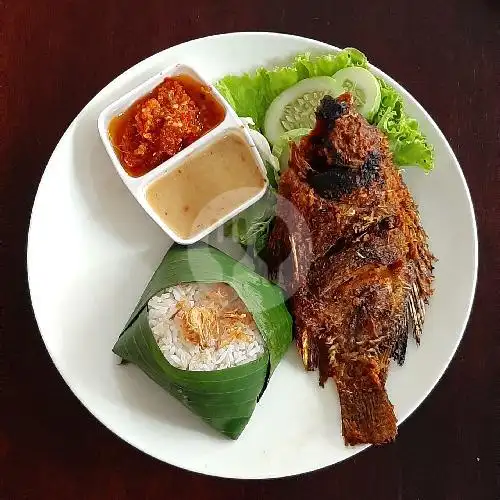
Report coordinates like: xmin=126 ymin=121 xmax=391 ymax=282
xmin=109 ymin=75 xmax=226 ymax=177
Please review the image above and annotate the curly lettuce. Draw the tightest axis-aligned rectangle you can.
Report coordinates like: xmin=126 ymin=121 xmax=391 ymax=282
xmin=216 ymin=48 xmax=434 ymax=172
xmin=373 ymin=79 xmax=433 ymax=171
xmin=216 ymin=48 xmax=367 ymax=131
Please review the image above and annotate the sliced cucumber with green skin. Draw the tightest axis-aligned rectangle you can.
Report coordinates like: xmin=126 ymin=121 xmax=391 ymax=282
xmin=264 ymin=76 xmax=343 ymax=144
xmin=332 ymin=66 xmax=381 ymax=120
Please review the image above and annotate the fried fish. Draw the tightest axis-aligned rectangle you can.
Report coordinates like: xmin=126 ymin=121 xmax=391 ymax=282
xmin=267 ymin=93 xmax=434 ymax=445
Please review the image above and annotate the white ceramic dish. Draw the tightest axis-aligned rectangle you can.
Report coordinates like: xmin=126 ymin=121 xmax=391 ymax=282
xmin=97 ymin=63 xmax=268 ymax=244
xmin=27 ymin=33 xmax=477 ymax=479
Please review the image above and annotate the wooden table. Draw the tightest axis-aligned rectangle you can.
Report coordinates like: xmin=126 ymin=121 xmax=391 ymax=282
xmin=2 ymin=1 xmax=498 ymax=498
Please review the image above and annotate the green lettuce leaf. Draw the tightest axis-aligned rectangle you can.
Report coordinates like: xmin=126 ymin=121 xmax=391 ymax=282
xmin=294 ymin=47 xmax=367 ymax=79
xmin=216 ymin=48 xmax=366 ymax=130
xmin=217 ymin=48 xmax=434 ymax=171
xmin=373 ymin=79 xmax=434 ymax=171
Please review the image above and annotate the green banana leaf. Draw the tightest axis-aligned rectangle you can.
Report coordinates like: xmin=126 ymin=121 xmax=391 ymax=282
xmin=113 ymin=243 xmax=292 ymax=439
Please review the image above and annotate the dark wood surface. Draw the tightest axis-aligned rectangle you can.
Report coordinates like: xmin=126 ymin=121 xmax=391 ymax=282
xmin=1 ymin=0 xmax=499 ymax=498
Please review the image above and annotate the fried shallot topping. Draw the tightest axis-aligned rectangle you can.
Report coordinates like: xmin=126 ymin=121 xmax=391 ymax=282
xmin=176 ymin=284 xmax=254 ymax=349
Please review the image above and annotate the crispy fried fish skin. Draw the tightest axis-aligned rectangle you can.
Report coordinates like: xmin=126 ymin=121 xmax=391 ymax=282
xmin=267 ymin=94 xmax=434 ymax=445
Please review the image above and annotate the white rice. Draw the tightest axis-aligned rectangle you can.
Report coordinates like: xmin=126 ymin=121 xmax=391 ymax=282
xmin=148 ymin=283 xmax=265 ymax=371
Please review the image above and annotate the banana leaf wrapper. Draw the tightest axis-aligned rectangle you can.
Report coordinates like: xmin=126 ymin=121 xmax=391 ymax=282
xmin=113 ymin=243 xmax=292 ymax=439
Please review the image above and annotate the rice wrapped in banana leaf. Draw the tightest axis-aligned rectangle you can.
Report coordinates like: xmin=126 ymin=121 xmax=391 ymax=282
xmin=113 ymin=243 xmax=292 ymax=439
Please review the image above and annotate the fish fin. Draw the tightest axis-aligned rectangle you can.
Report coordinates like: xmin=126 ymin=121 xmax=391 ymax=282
xmin=408 ymin=281 xmax=426 ymax=345
xmin=391 ymin=304 xmax=410 ymax=365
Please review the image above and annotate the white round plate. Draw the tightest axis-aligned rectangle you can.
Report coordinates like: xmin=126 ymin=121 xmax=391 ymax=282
xmin=27 ymin=33 xmax=477 ymax=479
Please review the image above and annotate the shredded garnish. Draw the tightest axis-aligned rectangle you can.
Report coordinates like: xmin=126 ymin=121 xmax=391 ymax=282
xmin=176 ymin=285 xmax=253 ymax=349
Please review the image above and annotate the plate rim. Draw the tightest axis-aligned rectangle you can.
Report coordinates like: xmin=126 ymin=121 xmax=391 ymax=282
xmin=27 ymin=31 xmax=478 ymax=479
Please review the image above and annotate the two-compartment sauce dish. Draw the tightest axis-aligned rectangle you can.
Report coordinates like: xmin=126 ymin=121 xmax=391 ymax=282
xmin=98 ymin=64 xmax=268 ymax=244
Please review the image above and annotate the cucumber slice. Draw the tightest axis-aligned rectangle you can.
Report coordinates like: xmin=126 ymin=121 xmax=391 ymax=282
xmin=332 ymin=66 xmax=381 ymax=120
xmin=264 ymin=76 xmax=343 ymax=144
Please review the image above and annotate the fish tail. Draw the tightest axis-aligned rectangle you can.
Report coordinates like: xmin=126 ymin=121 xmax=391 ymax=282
xmin=333 ymin=359 xmax=398 ymax=445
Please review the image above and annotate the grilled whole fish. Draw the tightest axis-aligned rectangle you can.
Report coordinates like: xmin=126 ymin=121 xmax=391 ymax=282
xmin=267 ymin=94 xmax=434 ymax=445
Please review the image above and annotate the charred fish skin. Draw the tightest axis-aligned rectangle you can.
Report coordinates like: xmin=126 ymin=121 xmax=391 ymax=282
xmin=267 ymin=94 xmax=434 ymax=446
xmin=307 ymin=151 xmax=381 ymax=202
